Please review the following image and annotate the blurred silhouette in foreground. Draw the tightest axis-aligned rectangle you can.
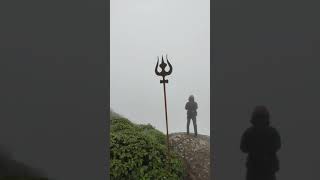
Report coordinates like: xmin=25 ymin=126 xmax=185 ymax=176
xmin=0 ymin=145 xmax=47 ymax=178
xmin=185 ymin=95 xmax=198 ymax=137
xmin=240 ymin=106 xmax=281 ymax=180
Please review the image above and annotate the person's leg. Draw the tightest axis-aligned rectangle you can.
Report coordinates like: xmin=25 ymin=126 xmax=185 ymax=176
xmin=262 ymin=174 xmax=276 ymax=180
xmin=187 ymin=116 xmax=191 ymax=134
xmin=192 ymin=116 xmax=197 ymax=136
xmin=269 ymin=174 xmax=276 ymax=180
xmin=246 ymin=169 xmax=257 ymax=180
xmin=246 ymin=172 xmax=276 ymax=180
xmin=246 ymin=170 xmax=252 ymax=180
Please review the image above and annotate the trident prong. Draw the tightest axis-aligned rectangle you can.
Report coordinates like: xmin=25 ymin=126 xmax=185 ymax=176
xmin=155 ymin=56 xmax=161 ymax=76
xmin=165 ymin=54 xmax=173 ymax=75
xmin=155 ymin=55 xmax=173 ymax=81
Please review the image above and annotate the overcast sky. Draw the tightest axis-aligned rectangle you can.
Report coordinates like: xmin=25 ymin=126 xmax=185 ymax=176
xmin=110 ymin=0 xmax=210 ymax=136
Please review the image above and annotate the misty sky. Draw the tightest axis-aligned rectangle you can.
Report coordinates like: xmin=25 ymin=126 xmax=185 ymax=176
xmin=110 ymin=0 xmax=210 ymax=135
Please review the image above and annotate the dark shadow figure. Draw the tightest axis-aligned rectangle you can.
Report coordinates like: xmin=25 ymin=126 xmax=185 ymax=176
xmin=185 ymin=95 xmax=198 ymax=136
xmin=0 ymin=145 xmax=47 ymax=178
xmin=240 ymin=106 xmax=281 ymax=180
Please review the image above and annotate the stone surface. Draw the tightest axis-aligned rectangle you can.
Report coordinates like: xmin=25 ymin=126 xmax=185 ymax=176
xmin=169 ymin=132 xmax=210 ymax=180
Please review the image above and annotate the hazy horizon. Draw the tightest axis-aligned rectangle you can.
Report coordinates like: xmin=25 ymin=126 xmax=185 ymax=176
xmin=110 ymin=0 xmax=210 ymax=135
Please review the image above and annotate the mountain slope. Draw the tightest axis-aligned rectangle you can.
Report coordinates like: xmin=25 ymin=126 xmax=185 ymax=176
xmin=110 ymin=109 xmax=211 ymax=180
xmin=110 ymin=110 xmax=185 ymax=179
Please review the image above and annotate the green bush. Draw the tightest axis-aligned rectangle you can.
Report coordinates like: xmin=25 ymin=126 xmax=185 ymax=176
xmin=110 ymin=118 xmax=185 ymax=180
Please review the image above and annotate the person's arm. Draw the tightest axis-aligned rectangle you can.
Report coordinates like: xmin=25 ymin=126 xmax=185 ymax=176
xmin=240 ymin=130 xmax=250 ymax=153
xmin=273 ymin=128 xmax=281 ymax=152
xmin=195 ymin=102 xmax=198 ymax=110
xmin=185 ymin=102 xmax=188 ymax=110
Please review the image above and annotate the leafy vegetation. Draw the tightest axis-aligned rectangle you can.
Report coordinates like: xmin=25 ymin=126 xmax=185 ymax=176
xmin=110 ymin=116 xmax=185 ymax=180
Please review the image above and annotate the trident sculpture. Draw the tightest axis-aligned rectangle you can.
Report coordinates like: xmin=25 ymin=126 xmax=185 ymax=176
xmin=155 ymin=54 xmax=173 ymax=156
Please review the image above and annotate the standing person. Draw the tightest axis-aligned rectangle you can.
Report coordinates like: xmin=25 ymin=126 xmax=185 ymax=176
xmin=240 ymin=106 xmax=281 ymax=180
xmin=185 ymin=95 xmax=198 ymax=137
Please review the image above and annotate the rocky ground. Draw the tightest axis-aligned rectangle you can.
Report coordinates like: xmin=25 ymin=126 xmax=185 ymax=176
xmin=169 ymin=132 xmax=210 ymax=180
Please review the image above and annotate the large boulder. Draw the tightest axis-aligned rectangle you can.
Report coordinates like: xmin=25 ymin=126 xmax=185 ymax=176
xmin=169 ymin=132 xmax=210 ymax=180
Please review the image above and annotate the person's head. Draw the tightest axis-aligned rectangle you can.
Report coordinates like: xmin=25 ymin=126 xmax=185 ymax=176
xmin=188 ymin=95 xmax=194 ymax=102
xmin=250 ymin=105 xmax=270 ymax=127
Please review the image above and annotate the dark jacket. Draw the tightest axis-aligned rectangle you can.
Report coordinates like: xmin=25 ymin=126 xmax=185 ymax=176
xmin=241 ymin=121 xmax=281 ymax=175
xmin=185 ymin=101 xmax=198 ymax=118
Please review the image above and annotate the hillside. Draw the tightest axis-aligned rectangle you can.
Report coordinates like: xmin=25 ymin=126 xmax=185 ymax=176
xmin=110 ymin=110 xmax=185 ymax=179
xmin=110 ymin=109 xmax=210 ymax=180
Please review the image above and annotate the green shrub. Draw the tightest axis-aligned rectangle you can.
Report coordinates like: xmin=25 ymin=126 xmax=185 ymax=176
xmin=110 ymin=118 xmax=185 ymax=180
xmin=138 ymin=124 xmax=166 ymax=145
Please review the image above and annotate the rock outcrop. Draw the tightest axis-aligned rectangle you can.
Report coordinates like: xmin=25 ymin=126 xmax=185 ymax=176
xmin=169 ymin=132 xmax=210 ymax=180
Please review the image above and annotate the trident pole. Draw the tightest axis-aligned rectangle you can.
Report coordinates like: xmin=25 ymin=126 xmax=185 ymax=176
xmin=162 ymin=76 xmax=170 ymax=155
xmin=155 ymin=55 xmax=173 ymax=157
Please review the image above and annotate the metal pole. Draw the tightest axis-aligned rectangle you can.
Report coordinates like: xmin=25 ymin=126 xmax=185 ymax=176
xmin=162 ymin=76 xmax=170 ymax=156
